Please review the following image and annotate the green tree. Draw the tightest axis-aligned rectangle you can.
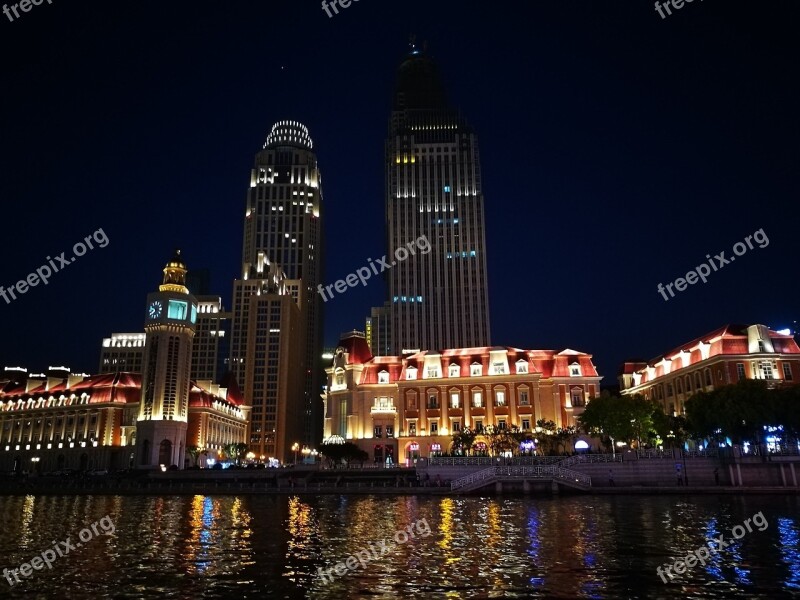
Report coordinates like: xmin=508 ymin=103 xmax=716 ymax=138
xmin=451 ymin=427 xmax=477 ymax=455
xmin=186 ymin=445 xmax=201 ymax=467
xmin=578 ymin=392 xmax=657 ymax=447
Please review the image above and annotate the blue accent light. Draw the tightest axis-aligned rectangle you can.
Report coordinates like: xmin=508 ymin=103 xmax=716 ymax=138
xmin=444 ymin=186 xmax=451 ymax=193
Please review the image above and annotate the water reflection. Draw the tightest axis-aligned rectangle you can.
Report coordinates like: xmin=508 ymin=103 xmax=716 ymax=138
xmin=0 ymin=494 xmax=797 ymax=599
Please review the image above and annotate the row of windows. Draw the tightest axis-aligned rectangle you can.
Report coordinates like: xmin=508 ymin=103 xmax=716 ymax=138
xmin=400 ymin=417 xmax=535 ymax=437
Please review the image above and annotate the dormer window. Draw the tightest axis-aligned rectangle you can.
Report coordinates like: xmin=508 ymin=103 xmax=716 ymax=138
xmin=449 ymin=364 xmax=461 ymax=377
xmin=378 ymin=370 xmax=389 ymax=384
xmin=491 ymin=362 xmax=506 ymax=375
xmin=406 ymin=367 xmax=418 ymax=381
xmin=425 ymin=367 xmax=441 ymax=379
xmin=470 ymin=363 xmax=482 ymax=377
xmin=569 ymin=363 xmax=582 ymax=377
xmin=516 ymin=360 xmax=528 ymax=374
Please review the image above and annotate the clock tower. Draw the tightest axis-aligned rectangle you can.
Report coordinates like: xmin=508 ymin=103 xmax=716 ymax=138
xmin=135 ymin=250 xmax=198 ymax=469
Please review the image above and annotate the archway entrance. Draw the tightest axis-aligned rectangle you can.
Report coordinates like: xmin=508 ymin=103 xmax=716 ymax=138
xmin=159 ymin=439 xmax=172 ymax=466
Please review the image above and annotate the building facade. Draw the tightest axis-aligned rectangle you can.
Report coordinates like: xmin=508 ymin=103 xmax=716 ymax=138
xmin=192 ymin=296 xmax=231 ymax=382
xmin=135 ymin=251 xmax=198 ymax=469
xmin=99 ymin=333 xmax=146 ymax=374
xmin=0 ymin=369 xmax=246 ymax=474
xmin=231 ymin=255 xmax=305 ymax=463
xmin=366 ymin=302 xmax=391 ymax=357
xmin=323 ymin=332 xmax=602 ymax=463
xmin=234 ymin=120 xmax=324 ymax=446
xmin=619 ymin=323 xmax=800 ymax=415
xmin=385 ymin=44 xmax=491 ymax=354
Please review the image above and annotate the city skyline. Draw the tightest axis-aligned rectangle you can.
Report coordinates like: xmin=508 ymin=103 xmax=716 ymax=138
xmin=0 ymin=1 xmax=797 ymax=386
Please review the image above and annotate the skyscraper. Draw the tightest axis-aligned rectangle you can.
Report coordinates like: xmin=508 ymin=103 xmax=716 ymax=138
xmin=385 ymin=43 xmax=491 ymax=354
xmin=233 ymin=120 xmax=324 ymax=446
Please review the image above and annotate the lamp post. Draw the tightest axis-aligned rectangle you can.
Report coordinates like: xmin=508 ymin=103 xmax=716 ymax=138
xmin=302 ymin=446 xmax=311 ymax=464
xmin=291 ymin=442 xmax=300 ymax=465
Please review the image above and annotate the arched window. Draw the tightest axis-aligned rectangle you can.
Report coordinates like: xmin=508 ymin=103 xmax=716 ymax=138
xmin=158 ymin=439 xmax=172 ymax=466
xmin=705 ymin=370 xmax=712 ymax=386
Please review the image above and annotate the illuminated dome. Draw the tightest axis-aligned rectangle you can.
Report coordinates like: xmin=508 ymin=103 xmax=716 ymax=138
xmin=165 ymin=249 xmax=187 ymax=271
xmin=264 ymin=120 xmax=313 ymax=150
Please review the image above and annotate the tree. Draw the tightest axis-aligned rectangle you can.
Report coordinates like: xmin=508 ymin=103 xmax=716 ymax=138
xmin=578 ymin=392 xmax=657 ymax=448
xmin=223 ymin=443 xmax=248 ymax=465
xmin=451 ymin=427 xmax=477 ymax=455
xmin=186 ymin=445 xmax=201 ymax=468
xmin=319 ymin=442 xmax=368 ymax=467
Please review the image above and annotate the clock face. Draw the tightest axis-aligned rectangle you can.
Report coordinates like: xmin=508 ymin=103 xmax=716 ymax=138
xmin=148 ymin=301 xmax=163 ymax=319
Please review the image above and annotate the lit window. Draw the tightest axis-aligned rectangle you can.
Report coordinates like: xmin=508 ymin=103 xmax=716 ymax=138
xmin=470 ymin=364 xmax=482 ymax=377
xmin=519 ymin=390 xmax=529 ymax=406
xmin=516 ymin=360 xmax=528 ymax=374
xmin=167 ymin=300 xmax=188 ymax=320
xmin=569 ymin=363 xmax=582 ymax=377
xmin=760 ymin=361 xmax=774 ymax=380
xmin=444 ymin=185 xmax=451 ymax=193
xmin=426 ymin=367 xmax=440 ymax=379
xmin=492 ymin=362 xmax=506 ymax=375
xmin=737 ymin=363 xmax=746 ymax=381
xmin=378 ymin=370 xmax=389 ymax=384
xmin=408 ymin=422 xmax=417 ymax=436
xmin=430 ymin=422 xmax=438 ymax=435
xmin=406 ymin=367 xmax=417 ymax=380
xmin=449 ymin=364 xmax=460 ymax=377
xmin=472 ymin=392 xmax=482 ymax=408
xmin=450 ymin=393 xmax=460 ymax=409
xmin=495 ymin=391 xmax=506 ymax=406
xmin=571 ymin=389 xmax=585 ymax=407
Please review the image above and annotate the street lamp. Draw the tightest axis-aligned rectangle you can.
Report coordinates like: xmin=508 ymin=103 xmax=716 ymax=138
xmin=291 ymin=442 xmax=300 ymax=465
xmin=302 ymin=446 xmax=311 ymax=463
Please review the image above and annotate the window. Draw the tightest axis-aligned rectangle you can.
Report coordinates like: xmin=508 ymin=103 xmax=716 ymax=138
xmin=452 ymin=421 xmax=461 ymax=432
xmin=427 ymin=395 xmax=439 ymax=409
xmin=406 ymin=367 xmax=417 ymax=380
xmin=450 ymin=393 xmax=460 ymax=409
xmin=758 ymin=340 xmax=766 ymax=353
xmin=498 ymin=419 xmax=507 ymax=430
xmin=677 ymin=378 xmax=683 ymax=393
xmin=667 ymin=383 xmax=674 ymax=397
xmin=407 ymin=396 xmax=417 ymax=410
xmin=470 ymin=363 xmax=482 ymax=377
xmin=686 ymin=376 xmax=692 ymax=392
xmin=474 ymin=420 xmax=483 ymax=432
xmin=570 ymin=363 xmax=581 ymax=377
xmin=378 ymin=370 xmax=389 ymax=384
xmin=760 ymin=361 xmax=774 ymax=380
xmin=495 ymin=391 xmax=506 ymax=407
xmin=516 ymin=360 xmax=528 ymax=374
xmin=426 ymin=367 xmax=440 ymax=378
xmin=705 ymin=370 xmax=712 ymax=386
xmin=167 ymin=300 xmax=188 ymax=320
xmin=695 ymin=373 xmax=702 ymax=389
xmin=492 ymin=362 xmax=506 ymax=375
xmin=522 ymin=419 xmax=530 ymax=430
xmin=519 ymin=390 xmax=530 ymax=406
xmin=430 ymin=422 xmax=438 ymax=435
xmin=408 ymin=422 xmax=417 ymax=436
xmin=783 ymin=363 xmax=793 ymax=381
xmin=737 ymin=363 xmax=746 ymax=381
xmin=449 ymin=364 xmax=460 ymax=377
xmin=374 ymin=425 xmax=382 ymax=438
xmin=472 ymin=392 xmax=482 ymax=408
xmin=386 ymin=426 xmax=394 ymax=438
xmin=571 ymin=389 xmax=585 ymax=407
xmin=335 ymin=370 xmax=344 ymax=386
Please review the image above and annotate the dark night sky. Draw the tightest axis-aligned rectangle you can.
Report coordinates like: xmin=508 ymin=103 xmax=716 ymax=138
xmin=0 ymin=1 xmax=797 ymax=383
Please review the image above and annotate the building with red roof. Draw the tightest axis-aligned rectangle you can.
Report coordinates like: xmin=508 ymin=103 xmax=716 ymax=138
xmin=0 ymin=367 xmax=247 ymax=473
xmin=619 ymin=323 xmax=800 ymax=415
xmin=323 ymin=332 xmax=602 ymax=463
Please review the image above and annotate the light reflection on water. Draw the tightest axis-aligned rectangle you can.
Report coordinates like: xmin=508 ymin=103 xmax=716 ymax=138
xmin=0 ymin=494 xmax=798 ymax=599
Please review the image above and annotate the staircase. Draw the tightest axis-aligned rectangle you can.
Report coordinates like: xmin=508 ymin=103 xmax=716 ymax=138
xmin=450 ymin=464 xmax=591 ymax=493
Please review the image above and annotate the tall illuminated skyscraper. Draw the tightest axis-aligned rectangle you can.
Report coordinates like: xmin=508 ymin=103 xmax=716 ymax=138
xmin=232 ymin=121 xmax=324 ymax=447
xmin=385 ymin=43 xmax=491 ymax=353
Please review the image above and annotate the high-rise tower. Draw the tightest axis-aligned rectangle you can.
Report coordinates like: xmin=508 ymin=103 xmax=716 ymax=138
xmin=385 ymin=43 xmax=491 ymax=354
xmin=135 ymin=250 xmax=198 ymax=469
xmin=232 ymin=120 xmax=324 ymax=447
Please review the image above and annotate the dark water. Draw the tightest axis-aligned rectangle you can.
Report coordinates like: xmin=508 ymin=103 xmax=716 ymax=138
xmin=0 ymin=493 xmax=798 ymax=599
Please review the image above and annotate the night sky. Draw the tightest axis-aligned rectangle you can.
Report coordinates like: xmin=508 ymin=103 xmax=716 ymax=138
xmin=1 ymin=1 xmax=797 ymax=383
